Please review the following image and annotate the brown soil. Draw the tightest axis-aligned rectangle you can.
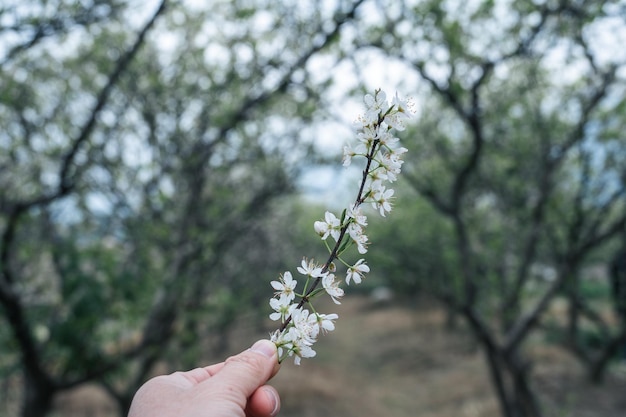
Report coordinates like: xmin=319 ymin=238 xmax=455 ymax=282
xmin=51 ymin=296 xmax=626 ymax=417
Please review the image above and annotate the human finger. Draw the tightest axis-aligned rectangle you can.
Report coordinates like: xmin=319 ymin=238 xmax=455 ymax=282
xmin=245 ymin=385 xmax=280 ymax=417
xmin=197 ymin=339 xmax=280 ymax=409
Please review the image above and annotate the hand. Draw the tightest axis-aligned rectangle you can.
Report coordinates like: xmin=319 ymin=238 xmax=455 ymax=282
xmin=128 ymin=339 xmax=281 ymax=417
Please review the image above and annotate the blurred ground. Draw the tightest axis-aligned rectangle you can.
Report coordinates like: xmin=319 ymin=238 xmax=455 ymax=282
xmin=53 ymin=295 xmax=626 ymax=417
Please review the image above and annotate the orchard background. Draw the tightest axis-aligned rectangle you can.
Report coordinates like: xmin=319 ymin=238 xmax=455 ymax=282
xmin=1 ymin=1 xmax=625 ymax=417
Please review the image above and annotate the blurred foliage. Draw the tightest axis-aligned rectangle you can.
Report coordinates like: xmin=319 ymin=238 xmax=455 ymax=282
xmin=367 ymin=185 xmax=457 ymax=297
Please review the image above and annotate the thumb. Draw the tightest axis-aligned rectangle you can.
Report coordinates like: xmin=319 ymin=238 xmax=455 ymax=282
xmin=209 ymin=339 xmax=280 ymax=400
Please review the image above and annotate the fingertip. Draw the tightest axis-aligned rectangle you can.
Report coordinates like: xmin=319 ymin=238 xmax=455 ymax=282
xmin=250 ymin=339 xmax=281 ymax=378
xmin=250 ymin=339 xmax=277 ymax=359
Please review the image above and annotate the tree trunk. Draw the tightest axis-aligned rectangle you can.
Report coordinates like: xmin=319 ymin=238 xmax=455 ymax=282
xmin=588 ymin=327 xmax=626 ymax=383
xmin=479 ymin=340 xmax=544 ymax=417
xmin=461 ymin=304 xmax=544 ymax=417
xmin=22 ymin=373 xmax=55 ymax=417
xmin=482 ymin=348 xmax=514 ymax=417
xmin=509 ymin=353 xmax=543 ymax=417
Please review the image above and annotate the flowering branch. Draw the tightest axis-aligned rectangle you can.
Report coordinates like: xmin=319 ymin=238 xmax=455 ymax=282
xmin=269 ymin=89 xmax=412 ymax=364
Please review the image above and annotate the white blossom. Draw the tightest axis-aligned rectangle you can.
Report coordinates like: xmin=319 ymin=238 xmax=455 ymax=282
xmin=346 ymin=222 xmax=369 ymax=254
xmin=392 ymin=146 xmax=408 ymax=156
xmin=347 ymin=222 xmax=363 ymax=242
xmin=346 ymin=259 xmax=370 ymax=285
xmin=322 ymin=273 xmax=344 ymax=304
xmin=270 ymin=271 xmax=297 ymax=302
xmin=316 ymin=313 xmax=338 ymax=334
xmin=292 ymin=308 xmax=320 ymax=344
xmin=269 ymin=296 xmax=296 ymax=322
xmin=342 ymin=142 xmax=367 ymax=167
xmin=292 ymin=339 xmax=316 ymax=365
xmin=342 ymin=144 xmax=356 ymax=167
xmin=377 ymin=152 xmax=404 ymax=182
xmin=355 ymin=232 xmax=369 ymax=254
xmin=346 ymin=204 xmax=368 ymax=228
xmin=270 ymin=328 xmax=293 ymax=360
xmin=356 ymin=125 xmax=378 ymax=148
xmin=384 ymin=113 xmax=406 ymax=131
xmin=365 ymin=177 xmax=384 ymax=196
xmin=363 ymin=90 xmax=389 ymax=124
xmin=391 ymin=91 xmax=412 ymax=118
xmin=313 ymin=211 xmax=341 ymax=242
xmin=367 ymin=162 xmax=386 ymax=184
xmin=372 ymin=186 xmax=395 ymax=217
xmin=378 ymin=130 xmax=398 ymax=147
xmin=296 ymin=258 xmax=325 ymax=278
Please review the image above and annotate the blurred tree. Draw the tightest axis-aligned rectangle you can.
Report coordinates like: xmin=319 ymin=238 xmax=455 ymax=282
xmin=367 ymin=183 xmax=457 ymax=300
xmin=353 ymin=1 xmax=626 ymax=416
xmin=0 ymin=0 xmax=366 ymax=416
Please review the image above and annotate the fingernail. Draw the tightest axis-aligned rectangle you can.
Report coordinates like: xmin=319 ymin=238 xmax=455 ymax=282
xmin=265 ymin=387 xmax=280 ymax=417
xmin=250 ymin=339 xmax=276 ymax=359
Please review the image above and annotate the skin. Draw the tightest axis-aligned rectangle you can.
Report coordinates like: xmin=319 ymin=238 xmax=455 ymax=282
xmin=128 ymin=339 xmax=281 ymax=417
